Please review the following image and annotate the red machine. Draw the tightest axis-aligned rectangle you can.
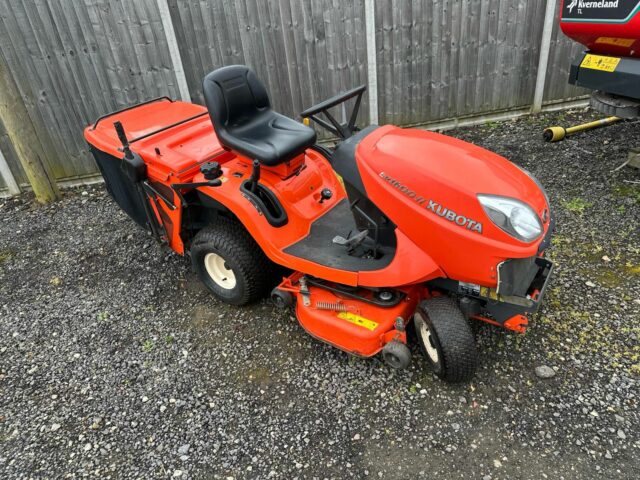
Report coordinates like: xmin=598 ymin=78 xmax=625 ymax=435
xmin=84 ymin=66 xmax=554 ymax=382
xmin=561 ymin=0 xmax=640 ymax=116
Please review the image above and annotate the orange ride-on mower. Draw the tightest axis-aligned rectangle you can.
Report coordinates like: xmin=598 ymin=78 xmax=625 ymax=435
xmin=84 ymin=65 xmax=554 ymax=382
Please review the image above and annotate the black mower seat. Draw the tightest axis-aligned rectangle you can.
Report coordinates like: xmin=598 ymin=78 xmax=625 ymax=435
xmin=203 ymin=65 xmax=317 ymax=166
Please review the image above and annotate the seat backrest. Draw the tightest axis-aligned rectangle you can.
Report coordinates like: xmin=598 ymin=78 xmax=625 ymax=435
xmin=203 ymin=65 xmax=271 ymax=133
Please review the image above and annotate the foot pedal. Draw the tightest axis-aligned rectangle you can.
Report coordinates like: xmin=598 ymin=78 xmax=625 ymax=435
xmin=332 ymin=229 xmax=368 ymax=249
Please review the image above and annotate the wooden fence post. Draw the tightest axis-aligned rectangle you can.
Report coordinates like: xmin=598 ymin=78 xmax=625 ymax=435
xmin=157 ymin=0 xmax=191 ymax=102
xmin=532 ymin=0 xmax=558 ymax=113
xmin=364 ymin=0 xmax=379 ymax=125
xmin=0 ymin=50 xmax=59 ymax=203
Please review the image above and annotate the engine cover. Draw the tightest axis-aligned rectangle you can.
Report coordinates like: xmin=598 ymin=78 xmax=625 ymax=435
xmin=353 ymin=125 xmax=551 ymax=286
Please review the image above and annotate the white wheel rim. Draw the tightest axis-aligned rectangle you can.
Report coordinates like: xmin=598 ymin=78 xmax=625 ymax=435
xmin=204 ymin=253 xmax=236 ymax=289
xmin=416 ymin=312 xmax=439 ymax=364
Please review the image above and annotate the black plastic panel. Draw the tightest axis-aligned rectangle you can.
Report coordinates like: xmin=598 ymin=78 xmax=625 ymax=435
xmin=569 ymin=51 xmax=640 ymax=100
xmin=90 ymin=146 xmax=149 ymax=229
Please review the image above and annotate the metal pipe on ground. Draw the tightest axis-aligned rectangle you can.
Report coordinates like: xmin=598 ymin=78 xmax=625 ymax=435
xmin=543 ymin=117 xmax=622 ymax=142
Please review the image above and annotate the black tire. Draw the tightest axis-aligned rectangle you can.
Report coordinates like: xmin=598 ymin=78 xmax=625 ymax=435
xmin=382 ymin=340 xmax=412 ymax=370
xmin=191 ymin=220 xmax=272 ymax=305
xmin=271 ymin=288 xmax=294 ymax=309
xmin=413 ymin=296 xmax=478 ymax=383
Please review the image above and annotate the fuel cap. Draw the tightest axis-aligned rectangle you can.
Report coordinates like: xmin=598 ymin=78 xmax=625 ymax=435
xmin=200 ymin=161 xmax=222 ymax=180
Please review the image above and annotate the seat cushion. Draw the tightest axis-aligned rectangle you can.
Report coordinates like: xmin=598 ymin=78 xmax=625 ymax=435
xmin=217 ymin=110 xmax=317 ymax=166
xmin=203 ymin=66 xmax=317 ymax=166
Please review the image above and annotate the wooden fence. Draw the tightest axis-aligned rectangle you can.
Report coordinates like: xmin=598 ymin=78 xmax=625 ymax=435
xmin=0 ymin=0 xmax=586 ymax=196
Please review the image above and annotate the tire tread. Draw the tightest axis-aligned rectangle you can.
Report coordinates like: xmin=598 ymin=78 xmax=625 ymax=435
xmin=419 ymin=296 xmax=478 ymax=382
xmin=191 ymin=219 xmax=272 ymax=305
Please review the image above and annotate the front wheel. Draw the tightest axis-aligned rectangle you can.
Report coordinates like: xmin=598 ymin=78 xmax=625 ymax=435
xmin=413 ymin=296 xmax=478 ymax=383
xmin=191 ymin=221 xmax=272 ymax=305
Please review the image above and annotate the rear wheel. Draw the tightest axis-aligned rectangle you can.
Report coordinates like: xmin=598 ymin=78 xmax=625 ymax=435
xmin=191 ymin=220 xmax=272 ymax=305
xmin=413 ymin=296 xmax=478 ymax=382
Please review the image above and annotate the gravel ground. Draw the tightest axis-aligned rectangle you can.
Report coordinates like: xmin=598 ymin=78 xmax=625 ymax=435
xmin=1 ymin=109 xmax=639 ymax=479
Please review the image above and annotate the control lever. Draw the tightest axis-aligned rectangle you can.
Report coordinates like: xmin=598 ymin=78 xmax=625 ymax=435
xmin=113 ymin=121 xmax=133 ymax=159
xmin=173 ymin=162 xmax=224 ymax=192
xmin=248 ymin=159 xmax=261 ymax=193
xmin=171 ymin=179 xmax=222 ymax=190
xmin=319 ymin=188 xmax=332 ymax=204
xmin=170 ymin=178 xmax=222 ymax=208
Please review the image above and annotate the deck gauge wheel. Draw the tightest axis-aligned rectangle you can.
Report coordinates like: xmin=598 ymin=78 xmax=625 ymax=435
xmin=382 ymin=341 xmax=412 ymax=369
xmin=271 ymin=288 xmax=294 ymax=308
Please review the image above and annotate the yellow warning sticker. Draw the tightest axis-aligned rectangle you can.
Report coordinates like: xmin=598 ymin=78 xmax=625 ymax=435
xmin=581 ymin=54 xmax=621 ymax=73
xmin=595 ymin=37 xmax=635 ymax=48
xmin=337 ymin=312 xmax=379 ymax=331
xmin=480 ymin=286 xmax=499 ymax=300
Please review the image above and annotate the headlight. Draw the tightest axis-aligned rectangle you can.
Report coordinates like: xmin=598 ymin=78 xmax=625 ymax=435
xmin=477 ymin=194 xmax=542 ymax=242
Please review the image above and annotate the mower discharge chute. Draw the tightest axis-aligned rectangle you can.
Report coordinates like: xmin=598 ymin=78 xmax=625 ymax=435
xmin=84 ymin=65 xmax=554 ymax=383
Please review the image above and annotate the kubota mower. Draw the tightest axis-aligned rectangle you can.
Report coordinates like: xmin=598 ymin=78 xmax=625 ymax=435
xmin=84 ymin=65 xmax=554 ymax=382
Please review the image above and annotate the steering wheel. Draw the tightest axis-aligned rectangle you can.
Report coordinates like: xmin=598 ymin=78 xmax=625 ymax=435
xmin=300 ymin=85 xmax=366 ymax=139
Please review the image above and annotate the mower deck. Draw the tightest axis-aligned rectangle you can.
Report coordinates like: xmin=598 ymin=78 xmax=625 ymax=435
xmin=277 ymin=272 xmax=418 ymax=357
